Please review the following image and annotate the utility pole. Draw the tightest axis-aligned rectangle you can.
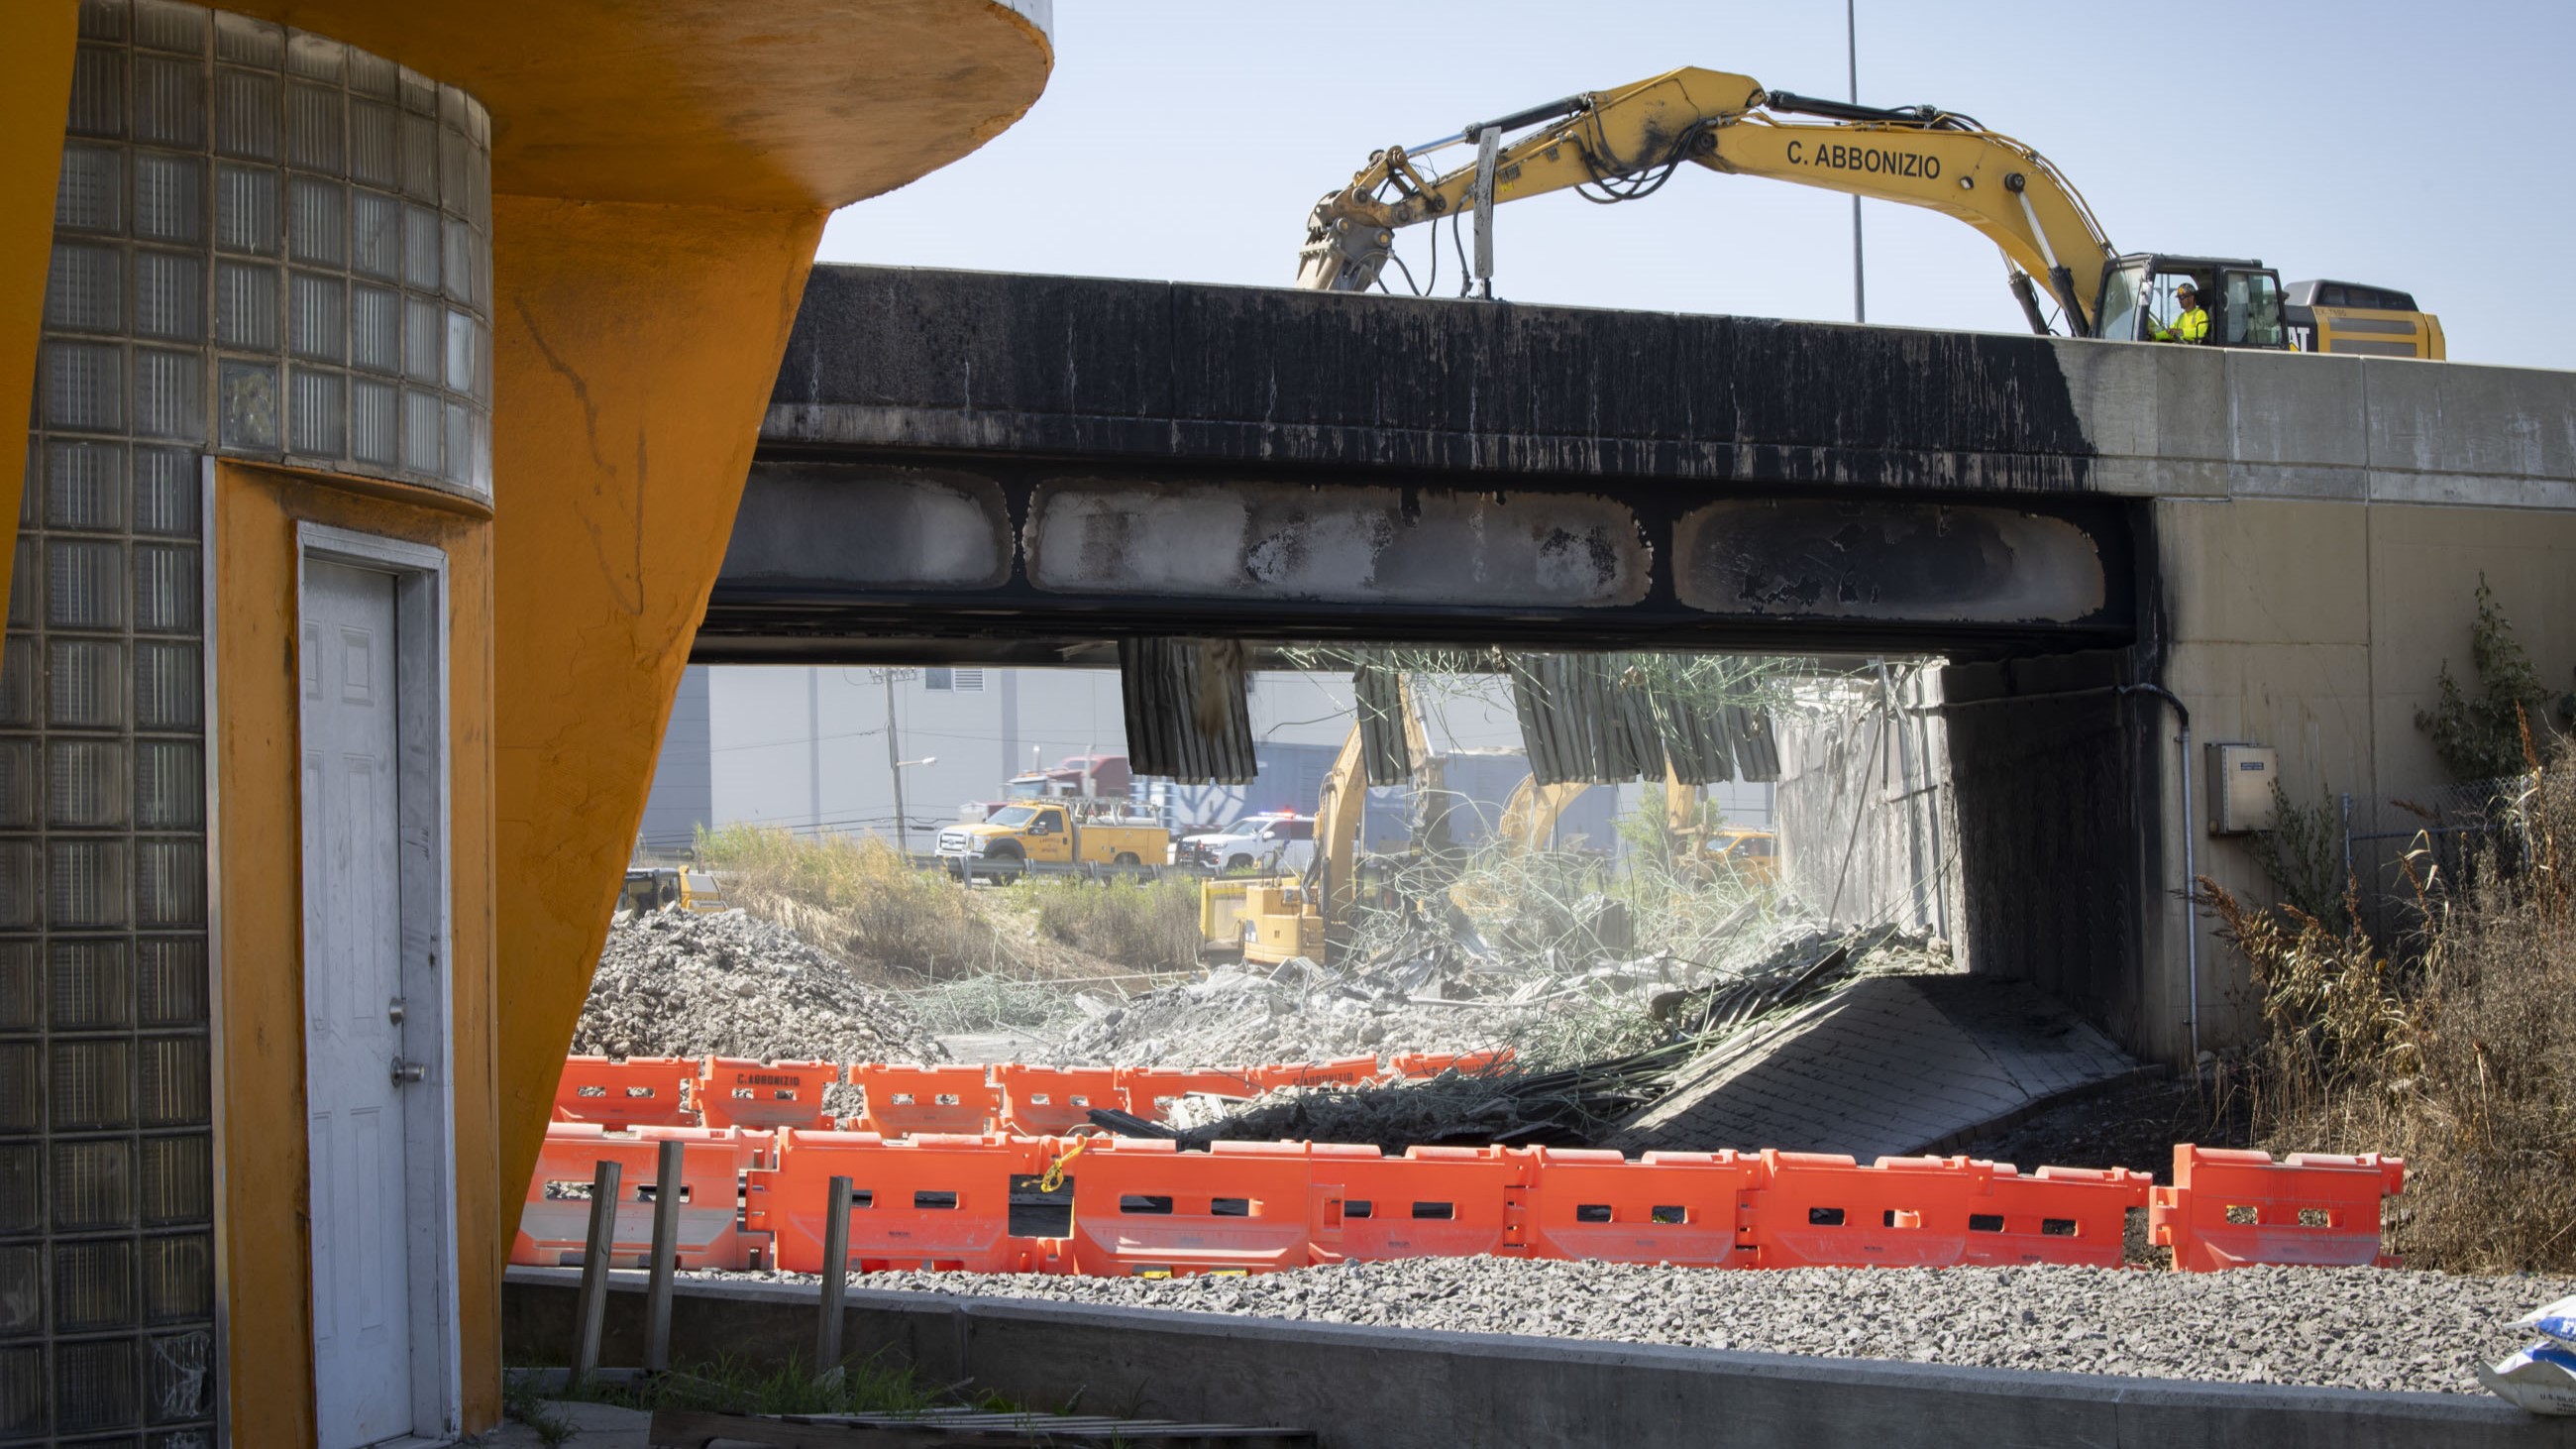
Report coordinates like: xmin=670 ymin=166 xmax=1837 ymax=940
xmin=807 ymin=668 xmax=823 ymax=833
xmin=1849 ymin=0 xmax=1866 ymax=324
xmin=883 ymin=670 xmax=908 ymax=852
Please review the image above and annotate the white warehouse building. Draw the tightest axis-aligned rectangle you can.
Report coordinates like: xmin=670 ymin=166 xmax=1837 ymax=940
xmin=638 ymin=666 xmax=1771 ymax=855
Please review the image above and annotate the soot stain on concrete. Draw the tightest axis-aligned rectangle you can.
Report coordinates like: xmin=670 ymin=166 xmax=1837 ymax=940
xmin=773 ymin=267 xmax=2099 ymax=494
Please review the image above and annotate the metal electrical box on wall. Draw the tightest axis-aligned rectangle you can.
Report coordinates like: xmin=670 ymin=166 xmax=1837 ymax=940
xmin=2207 ymin=743 xmax=2280 ymax=835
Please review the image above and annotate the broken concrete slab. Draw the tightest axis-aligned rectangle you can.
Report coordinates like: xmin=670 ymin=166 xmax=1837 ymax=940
xmin=1608 ymin=974 xmax=2139 ymax=1163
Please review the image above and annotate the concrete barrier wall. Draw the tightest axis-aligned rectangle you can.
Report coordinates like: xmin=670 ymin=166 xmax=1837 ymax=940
xmin=505 ymin=1268 xmax=2572 ymax=1449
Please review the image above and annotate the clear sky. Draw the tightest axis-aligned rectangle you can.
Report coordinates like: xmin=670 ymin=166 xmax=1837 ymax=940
xmin=817 ymin=0 xmax=2573 ymax=372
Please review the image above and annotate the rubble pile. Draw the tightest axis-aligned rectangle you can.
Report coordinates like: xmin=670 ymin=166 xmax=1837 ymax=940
xmin=575 ymin=910 xmax=946 ymax=1069
xmin=1049 ymin=945 xmax=1692 ymax=1070
xmin=1649 ymin=922 xmax=1943 ymax=1035
xmin=1147 ymin=923 xmax=1953 ymax=1150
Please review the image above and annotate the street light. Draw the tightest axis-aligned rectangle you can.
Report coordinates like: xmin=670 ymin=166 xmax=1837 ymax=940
xmin=889 ymin=746 xmax=937 ymax=855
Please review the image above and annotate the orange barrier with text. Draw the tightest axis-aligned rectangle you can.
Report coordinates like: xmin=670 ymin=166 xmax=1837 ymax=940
xmin=697 ymin=1058 xmax=839 ymax=1131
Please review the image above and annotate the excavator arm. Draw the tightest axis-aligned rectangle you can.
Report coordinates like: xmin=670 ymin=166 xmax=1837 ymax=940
xmin=1495 ymin=777 xmax=1592 ymax=855
xmin=1298 ymin=66 xmax=2117 ymax=336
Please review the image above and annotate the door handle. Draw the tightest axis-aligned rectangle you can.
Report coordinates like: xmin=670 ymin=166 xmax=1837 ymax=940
xmin=390 ymin=1059 xmax=427 ymax=1085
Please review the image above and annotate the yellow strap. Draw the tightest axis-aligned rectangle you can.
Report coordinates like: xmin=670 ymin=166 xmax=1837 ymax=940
xmin=1038 ymin=1138 xmax=1088 ymax=1193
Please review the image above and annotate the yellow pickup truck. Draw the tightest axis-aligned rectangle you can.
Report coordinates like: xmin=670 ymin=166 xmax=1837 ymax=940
xmin=936 ymin=800 xmax=1169 ymax=870
xmin=1703 ymin=828 xmax=1778 ymax=886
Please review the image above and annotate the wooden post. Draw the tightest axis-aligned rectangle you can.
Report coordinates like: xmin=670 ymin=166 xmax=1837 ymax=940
xmin=645 ymin=1136 xmax=684 ymax=1372
xmin=569 ymin=1158 xmax=622 ymax=1391
xmin=813 ymin=1174 xmax=852 ymax=1382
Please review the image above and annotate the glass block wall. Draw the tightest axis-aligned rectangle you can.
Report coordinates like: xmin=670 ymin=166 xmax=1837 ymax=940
xmin=16 ymin=2 xmax=494 ymax=1442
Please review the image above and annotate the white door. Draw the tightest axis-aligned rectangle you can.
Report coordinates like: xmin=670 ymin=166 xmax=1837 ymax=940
xmin=301 ymin=559 xmax=415 ymax=1447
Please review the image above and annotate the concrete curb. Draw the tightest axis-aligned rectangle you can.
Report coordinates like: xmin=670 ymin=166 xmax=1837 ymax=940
xmin=504 ymin=1266 xmax=2571 ymax=1448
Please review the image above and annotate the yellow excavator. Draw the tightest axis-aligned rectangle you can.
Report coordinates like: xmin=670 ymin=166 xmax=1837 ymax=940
xmin=617 ymin=865 xmax=727 ymax=915
xmin=1209 ymin=689 xmax=1785 ymax=963
xmin=1201 ymin=679 xmax=1436 ymax=966
xmin=1494 ymin=771 xmax=1778 ymax=883
xmin=1298 ymin=67 xmax=2442 ymax=358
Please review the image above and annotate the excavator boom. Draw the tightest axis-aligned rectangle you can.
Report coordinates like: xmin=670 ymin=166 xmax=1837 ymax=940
xmin=1300 ymin=67 xmax=2117 ymax=334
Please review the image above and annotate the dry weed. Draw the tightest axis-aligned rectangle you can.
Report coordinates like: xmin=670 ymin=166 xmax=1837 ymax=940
xmin=697 ymin=826 xmax=1019 ymax=981
xmin=1033 ymin=874 xmax=1204 ymax=972
xmin=2205 ymin=739 xmax=2576 ymax=1272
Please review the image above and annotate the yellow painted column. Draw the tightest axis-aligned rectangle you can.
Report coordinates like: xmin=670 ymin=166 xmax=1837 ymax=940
xmin=0 ymin=3 xmax=77 ymax=608
xmin=489 ymin=196 xmax=824 ymax=1219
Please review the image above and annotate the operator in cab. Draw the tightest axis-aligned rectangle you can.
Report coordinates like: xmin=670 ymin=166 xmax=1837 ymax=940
xmin=2152 ymin=281 xmax=2209 ymax=343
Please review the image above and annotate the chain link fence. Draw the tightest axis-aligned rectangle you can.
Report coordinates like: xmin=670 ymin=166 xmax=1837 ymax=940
xmin=2340 ymin=776 xmax=2518 ymax=951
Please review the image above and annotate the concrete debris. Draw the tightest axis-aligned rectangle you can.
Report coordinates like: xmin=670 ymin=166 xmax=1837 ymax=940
xmin=1045 ymin=948 xmax=1546 ymax=1061
xmin=1169 ymin=1054 xmax=1676 ymax=1153
xmin=1158 ymin=924 xmax=1955 ymax=1151
xmin=1048 ymin=941 xmax=1697 ymax=1072
xmin=738 ymin=1259 xmax=2573 ymax=1396
xmin=574 ymin=911 xmax=946 ymax=1096
xmin=1611 ymin=972 xmax=2138 ymax=1161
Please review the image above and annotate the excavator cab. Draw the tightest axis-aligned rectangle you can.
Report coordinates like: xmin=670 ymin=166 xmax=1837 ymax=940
xmin=2091 ymin=255 xmax=2287 ymax=349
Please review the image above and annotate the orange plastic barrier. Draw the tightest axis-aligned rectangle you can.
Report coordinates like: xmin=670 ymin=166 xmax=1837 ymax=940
xmin=1058 ymin=1138 xmax=1317 ymax=1276
xmin=1114 ymin=1067 xmax=1262 ymax=1120
xmin=512 ymin=1125 xmax=767 ymax=1271
xmin=1751 ymin=1152 xmax=2147 ymax=1269
xmin=1521 ymin=1147 xmax=1760 ymax=1268
xmin=2148 ymin=1145 xmax=2404 ymax=1271
xmin=1246 ymin=1057 xmax=1385 ymax=1091
xmin=753 ymin=1128 xmax=1049 ymax=1275
xmin=696 ymin=1058 xmax=839 ymax=1131
xmin=1308 ymin=1144 xmax=1523 ymax=1264
xmin=1390 ymin=1050 xmax=1515 ymax=1079
xmin=848 ymin=1063 xmax=1004 ymax=1138
xmin=553 ymin=1056 xmax=701 ymax=1128
xmin=995 ymin=1065 xmax=1129 ymax=1136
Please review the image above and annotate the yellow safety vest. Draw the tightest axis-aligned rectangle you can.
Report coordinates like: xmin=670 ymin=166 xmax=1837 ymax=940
xmin=2156 ymin=306 xmax=2209 ymax=343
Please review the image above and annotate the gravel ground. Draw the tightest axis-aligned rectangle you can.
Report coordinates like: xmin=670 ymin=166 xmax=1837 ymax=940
xmin=698 ymin=1258 xmax=2572 ymax=1395
xmin=1961 ymin=1072 xmax=2253 ymax=1184
xmin=576 ymin=911 xmax=945 ymax=1118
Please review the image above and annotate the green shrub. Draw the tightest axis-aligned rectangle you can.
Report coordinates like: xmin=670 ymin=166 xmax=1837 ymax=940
xmin=2415 ymin=574 xmax=2556 ymax=781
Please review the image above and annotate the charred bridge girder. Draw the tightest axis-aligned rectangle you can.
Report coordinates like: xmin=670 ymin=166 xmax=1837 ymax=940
xmin=701 ymin=455 xmax=2136 ymax=664
xmin=702 ymin=266 xmax=2139 ymax=664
